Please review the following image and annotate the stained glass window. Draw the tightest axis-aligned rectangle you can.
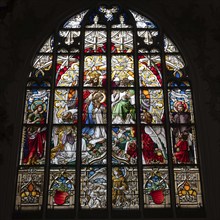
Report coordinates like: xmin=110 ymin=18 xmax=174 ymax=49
xmin=15 ymin=5 xmax=204 ymax=217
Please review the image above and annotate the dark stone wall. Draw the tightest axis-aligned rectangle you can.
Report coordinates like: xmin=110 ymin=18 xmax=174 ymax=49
xmin=0 ymin=0 xmax=220 ymax=219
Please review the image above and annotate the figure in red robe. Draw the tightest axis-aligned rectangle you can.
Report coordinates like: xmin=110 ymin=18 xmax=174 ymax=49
xmin=141 ymin=128 xmax=164 ymax=164
xmin=174 ymin=133 xmax=190 ymax=163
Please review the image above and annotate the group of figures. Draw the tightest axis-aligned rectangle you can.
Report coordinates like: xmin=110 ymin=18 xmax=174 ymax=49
xmin=112 ymin=127 xmax=137 ymax=164
xmin=51 ymin=126 xmax=77 ymax=165
xmin=81 ymin=89 xmax=107 ymax=164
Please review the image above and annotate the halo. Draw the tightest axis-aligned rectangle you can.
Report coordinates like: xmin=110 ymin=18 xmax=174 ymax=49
xmin=174 ymin=101 xmax=188 ymax=112
xmin=93 ymin=92 xmax=106 ymax=103
xmin=30 ymin=100 xmax=47 ymax=112
xmin=99 ymin=92 xmax=106 ymax=103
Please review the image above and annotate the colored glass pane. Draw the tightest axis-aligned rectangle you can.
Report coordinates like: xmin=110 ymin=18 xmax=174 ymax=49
xmin=168 ymin=87 xmax=194 ymax=124
xmin=112 ymin=167 xmax=139 ymax=209
xmin=112 ymin=89 xmax=136 ymax=124
xmin=111 ymin=55 xmax=134 ymax=87
xmin=82 ymin=89 xmax=107 ymax=124
xmin=85 ymin=16 xmax=106 ymax=28
xmin=137 ymin=31 xmax=158 ymax=46
xmin=140 ymin=89 xmax=164 ymax=124
xmin=48 ymin=169 xmax=75 ymax=209
xmin=24 ymin=89 xmax=50 ymax=124
xmin=85 ymin=31 xmax=107 ymax=53
xmin=63 ymin=10 xmax=88 ymax=28
xmin=174 ymin=167 xmax=203 ymax=208
xmin=112 ymin=126 xmax=137 ymax=165
xmin=111 ymin=15 xmax=132 ymax=28
xmin=171 ymin=126 xmax=197 ymax=164
xmin=166 ymin=55 xmax=188 ymax=78
xmin=141 ymin=126 xmax=167 ymax=164
xmin=81 ymin=126 xmax=107 ymax=164
xmin=53 ymin=89 xmax=78 ymax=124
xmin=20 ymin=126 xmax=47 ymax=165
xmin=15 ymin=168 xmax=44 ymax=211
xmin=130 ymin=10 xmax=156 ymax=28
xmin=56 ymin=55 xmax=79 ymax=86
xmin=58 ymin=30 xmax=80 ymax=53
xmin=164 ymin=35 xmax=179 ymax=53
xmin=50 ymin=126 xmax=77 ymax=165
xmin=138 ymin=55 xmax=162 ymax=87
xmin=143 ymin=167 xmax=170 ymax=208
xmin=29 ymin=55 xmax=53 ymax=78
xmin=111 ymin=31 xmax=133 ymax=53
xmin=84 ymin=56 xmax=106 ymax=87
xmin=39 ymin=35 xmax=54 ymax=53
xmin=80 ymin=167 xmax=107 ymax=208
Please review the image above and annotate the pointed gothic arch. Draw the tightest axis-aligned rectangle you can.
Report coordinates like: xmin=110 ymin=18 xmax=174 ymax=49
xmin=14 ymin=4 xmax=204 ymax=218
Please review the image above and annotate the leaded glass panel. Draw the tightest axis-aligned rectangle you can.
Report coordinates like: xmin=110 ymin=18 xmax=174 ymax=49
xmin=16 ymin=5 xmax=204 ymax=217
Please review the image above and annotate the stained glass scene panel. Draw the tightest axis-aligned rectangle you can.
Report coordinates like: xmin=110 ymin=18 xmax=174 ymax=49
xmin=24 ymin=89 xmax=50 ymax=124
xmin=15 ymin=168 xmax=44 ymax=211
xmin=112 ymin=89 xmax=136 ymax=124
xmin=82 ymin=89 xmax=107 ymax=125
xmin=29 ymin=55 xmax=53 ymax=78
xmin=53 ymin=89 xmax=78 ymax=124
xmin=48 ymin=169 xmax=75 ymax=209
xmin=168 ymin=87 xmax=194 ymax=124
xmin=171 ymin=126 xmax=197 ymax=164
xmin=50 ymin=126 xmax=77 ymax=165
xmin=111 ymin=31 xmax=133 ymax=53
xmin=56 ymin=55 xmax=79 ymax=86
xmin=140 ymin=89 xmax=164 ymax=124
xmin=20 ymin=126 xmax=47 ymax=165
xmin=80 ymin=167 xmax=107 ymax=209
xmin=165 ymin=55 xmax=188 ymax=78
xmin=84 ymin=31 xmax=107 ymax=53
xmin=81 ymin=126 xmax=107 ymax=165
xmin=111 ymin=55 xmax=134 ymax=87
xmin=84 ymin=56 xmax=106 ymax=87
xmin=112 ymin=126 xmax=137 ymax=165
xmin=141 ymin=126 xmax=167 ymax=165
xmin=112 ymin=167 xmax=139 ymax=209
xmin=39 ymin=35 xmax=54 ymax=53
xmin=138 ymin=55 xmax=162 ymax=87
xmin=174 ymin=167 xmax=203 ymax=208
xmin=143 ymin=167 xmax=170 ymax=208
